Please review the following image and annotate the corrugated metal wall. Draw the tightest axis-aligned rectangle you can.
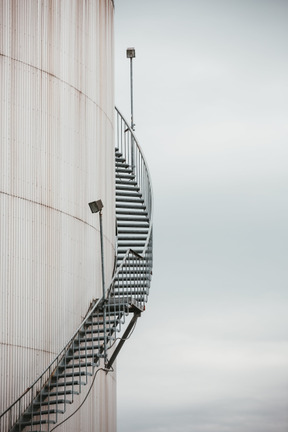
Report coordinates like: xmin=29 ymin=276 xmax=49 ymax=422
xmin=0 ymin=1 xmax=116 ymax=430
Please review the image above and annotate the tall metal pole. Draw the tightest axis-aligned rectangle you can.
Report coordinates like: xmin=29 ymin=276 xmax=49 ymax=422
xmin=88 ymin=199 xmax=107 ymax=363
xmin=129 ymin=56 xmax=134 ymax=131
xmin=98 ymin=209 xmax=105 ymax=299
xmin=127 ymin=48 xmax=136 ymax=172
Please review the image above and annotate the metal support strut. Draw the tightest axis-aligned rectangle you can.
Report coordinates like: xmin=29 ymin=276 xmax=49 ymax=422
xmin=106 ymin=311 xmax=141 ymax=370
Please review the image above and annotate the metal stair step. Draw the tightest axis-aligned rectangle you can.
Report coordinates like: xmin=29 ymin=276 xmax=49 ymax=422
xmin=91 ymin=307 xmax=127 ymax=317
xmin=105 ymin=300 xmax=130 ymax=308
xmin=116 ymin=191 xmax=142 ymax=197
xmin=117 ymin=248 xmax=143 ymax=255
xmin=42 ymin=389 xmax=79 ymax=397
xmin=110 ymin=297 xmax=145 ymax=310
xmin=114 ymin=169 xmax=133 ymax=177
xmin=115 ymin=168 xmax=133 ymax=175
xmin=80 ymin=325 xmax=116 ymax=336
xmin=117 ymin=247 xmax=145 ymax=253
xmin=78 ymin=336 xmax=108 ymax=344
xmin=65 ymin=353 xmax=101 ymax=361
xmin=115 ymin=151 xmax=125 ymax=159
xmin=116 ymin=179 xmax=137 ymax=186
xmin=49 ymin=380 xmax=86 ymax=387
xmin=116 ymin=185 xmax=140 ymax=192
xmin=117 ymin=217 xmax=149 ymax=224
xmin=118 ymin=242 xmax=145 ymax=247
xmin=114 ymin=278 xmax=149 ymax=284
xmin=116 ymin=206 xmax=148 ymax=216
xmin=74 ymin=333 xmax=105 ymax=342
xmin=88 ymin=316 xmax=120 ymax=324
xmin=73 ymin=344 xmax=102 ymax=352
xmin=65 ymin=361 xmax=97 ymax=369
xmin=115 ymin=160 xmax=130 ymax=167
xmin=117 ymin=228 xmax=148 ymax=233
xmin=34 ymin=399 xmax=73 ymax=406
xmin=117 ymin=221 xmax=149 ymax=229
xmin=118 ymin=232 xmax=147 ymax=237
xmin=116 ymin=204 xmax=146 ymax=210
xmin=116 ymin=269 xmax=151 ymax=277
xmin=116 ymin=174 xmax=135 ymax=182
xmin=116 ymin=197 xmax=144 ymax=203
xmin=19 ymin=419 xmax=56 ymax=426
xmin=25 ymin=408 xmax=65 ymax=417
xmin=56 ymin=371 xmax=93 ymax=379
xmin=113 ymin=289 xmax=148 ymax=296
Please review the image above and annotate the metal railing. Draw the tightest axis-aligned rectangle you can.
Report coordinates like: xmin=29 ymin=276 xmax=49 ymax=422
xmin=115 ymin=106 xmax=153 ymax=253
xmin=0 ymin=107 xmax=153 ymax=432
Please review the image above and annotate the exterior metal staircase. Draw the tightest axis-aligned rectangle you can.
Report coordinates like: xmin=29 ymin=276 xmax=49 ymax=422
xmin=0 ymin=108 xmax=153 ymax=432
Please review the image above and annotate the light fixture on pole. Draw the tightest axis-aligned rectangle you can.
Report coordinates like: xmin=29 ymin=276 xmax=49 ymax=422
xmin=126 ymin=47 xmax=135 ymax=131
xmin=88 ymin=199 xmax=107 ymax=364
xmin=89 ymin=200 xmax=105 ymax=299
xmin=126 ymin=47 xmax=136 ymax=172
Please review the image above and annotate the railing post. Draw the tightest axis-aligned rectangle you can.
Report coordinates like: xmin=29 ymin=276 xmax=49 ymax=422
xmin=131 ymin=135 xmax=135 ymax=173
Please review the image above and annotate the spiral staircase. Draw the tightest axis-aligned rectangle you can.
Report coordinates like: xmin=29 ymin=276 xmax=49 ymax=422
xmin=0 ymin=108 xmax=153 ymax=432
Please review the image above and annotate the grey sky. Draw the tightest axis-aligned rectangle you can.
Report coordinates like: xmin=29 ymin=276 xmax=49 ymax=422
xmin=114 ymin=1 xmax=288 ymax=431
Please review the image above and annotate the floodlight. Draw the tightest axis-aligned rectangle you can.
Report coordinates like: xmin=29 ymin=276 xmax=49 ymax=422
xmin=126 ymin=47 xmax=135 ymax=58
xmin=89 ymin=200 xmax=104 ymax=214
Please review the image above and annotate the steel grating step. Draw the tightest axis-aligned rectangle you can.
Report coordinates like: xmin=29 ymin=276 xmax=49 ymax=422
xmin=116 ymin=174 xmax=135 ymax=181
xmin=115 ymin=151 xmax=124 ymax=158
xmin=56 ymin=371 xmax=93 ymax=379
xmin=116 ymin=185 xmax=140 ymax=192
xmin=115 ymin=160 xmax=130 ymax=166
xmin=114 ymin=277 xmax=150 ymax=283
xmin=20 ymin=419 xmax=56 ymax=427
xmin=74 ymin=333 xmax=105 ymax=342
xmin=116 ymin=209 xmax=148 ymax=215
xmin=78 ymin=336 xmax=111 ymax=344
xmin=116 ymin=205 xmax=146 ymax=211
xmin=116 ymin=179 xmax=137 ymax=185
xmin=34 ymin=399 xmax=73 ymax=406
xmin=64 ymin=361 xmax=97 ymax=369
xmin=116 ymin=190 xmax=142 ymax=197
xmin=117 ymin=222 xmax=149 ymax=227
xmin=79 ymin=325 xmax=117 ymax=336
xmin=116 ymin=197 xmax=145 ymax=203
xmin=117 ymin=218 xmax=149 ymax=224
xmin=113 ymin=289 xmax=148 ymax=296
xmin=118 ymin=243 xmax=145 ymax=248
xmin=72 ymin=344 xmax=102 ymax=353
xmin=42 ymin=389 xmax=79 ymax=397
xmin=115 ymin=169 xmax=133 ymax=176
xmin=65 ymin=352 xmax=102 ymax=361
xmin=49 ymin=380 xmax=86 ymax=388
xmin=25 ymin=408 xmax=65 ymax=417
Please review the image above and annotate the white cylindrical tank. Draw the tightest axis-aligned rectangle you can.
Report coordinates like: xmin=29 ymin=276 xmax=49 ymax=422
xmin=0 ymin=1 xmax=116 ymax=430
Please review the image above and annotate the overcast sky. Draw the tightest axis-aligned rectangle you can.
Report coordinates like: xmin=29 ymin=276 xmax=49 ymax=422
xmin=114 ymin=1 xmax=288 ymax=431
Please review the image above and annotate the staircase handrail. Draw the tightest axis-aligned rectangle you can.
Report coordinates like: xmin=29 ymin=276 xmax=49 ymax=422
xmin=115 ymin=106 xmax=153 ymax=255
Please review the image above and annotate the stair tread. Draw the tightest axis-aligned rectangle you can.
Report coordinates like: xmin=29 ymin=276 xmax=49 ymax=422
xmin=20 ymin=419 xmax=56 ymax=426
xmin=50 ymin=380 xmax=86 ymax=387
xmin=65 ymin=362 xmax=97 ymax=369
xmin=116 ymin=198 xmax=144 ymax=203
xmin=42 ymin=390 xmax=79 ymax=397
xmin=25 ymin=408 xmax=65 ymax=417
xmin=34 ymin=399 xmax=73 ymax=406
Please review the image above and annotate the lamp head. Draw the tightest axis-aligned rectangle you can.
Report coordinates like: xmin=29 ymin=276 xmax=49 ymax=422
xmin=89 ymin=200 xmax=104 ymax=214
xmin=126 ymin=47 xmax=136 ymax=58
